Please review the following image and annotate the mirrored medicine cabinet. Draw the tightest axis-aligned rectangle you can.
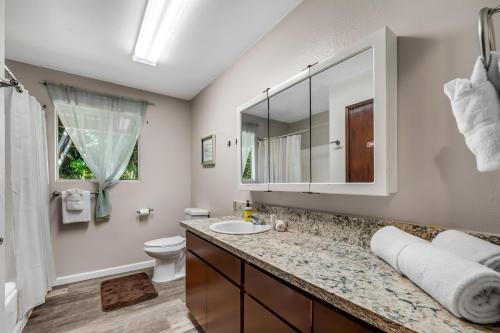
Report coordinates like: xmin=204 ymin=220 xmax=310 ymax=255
xmin=236 ymin=27 xmax=397 ymax=196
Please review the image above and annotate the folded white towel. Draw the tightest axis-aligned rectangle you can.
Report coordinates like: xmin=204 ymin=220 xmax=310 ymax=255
xmin=432 ymin=230 xmax=500 ymax=272
xmin=398 ymin=242 xmax=500 ymax=324
xmin=370 ymin=226 xmax=428 ymax=273
xmin=65 ymin=189 xmax=84 ymax=211
xmin=62 ymin=189 xmax=91 ymax=223
xmin=444 ymin=57 xmax=500 ymax=172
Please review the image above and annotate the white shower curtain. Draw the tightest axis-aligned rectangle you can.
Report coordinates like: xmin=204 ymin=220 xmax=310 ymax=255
xmin=257 ymin=134 xmax=302 ymax=183
xmin=257 ymin=139 xmax=268 ymax=183
xmin=5 ymin=87 xmax=55 ymax=319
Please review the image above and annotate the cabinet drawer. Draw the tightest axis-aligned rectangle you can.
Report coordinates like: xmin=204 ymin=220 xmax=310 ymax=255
xmin=187 ymin=231 xmax=241 ymax=285
xmin=313 ymin=301 xmax=379 ymax=333
xmin=244 ymin=295 xmax=295 ymax=333
xmin=245 ymin=263 xmax=311 ymax=332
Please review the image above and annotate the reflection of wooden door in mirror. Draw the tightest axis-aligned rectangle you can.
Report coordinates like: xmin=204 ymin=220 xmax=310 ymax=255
xmin=345 ymin=99 xmax=374 ymax=182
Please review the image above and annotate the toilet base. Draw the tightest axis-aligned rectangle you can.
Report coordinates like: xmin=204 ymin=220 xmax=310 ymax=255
xmin=152 ymin=258 xmax=185 ymax=283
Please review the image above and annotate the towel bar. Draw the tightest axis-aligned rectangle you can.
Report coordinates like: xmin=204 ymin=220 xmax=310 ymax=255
xmin=51 ymin=190 xmax=98 ymax=198
xmin=479 ymin=6 xmax=500 ymax=70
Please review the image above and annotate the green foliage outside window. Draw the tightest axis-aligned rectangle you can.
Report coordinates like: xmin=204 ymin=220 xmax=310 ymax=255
xmin=57 ymin=118 xmax=139 ymax=180
xmin=242 ymin=153 xmax=252 ymax=181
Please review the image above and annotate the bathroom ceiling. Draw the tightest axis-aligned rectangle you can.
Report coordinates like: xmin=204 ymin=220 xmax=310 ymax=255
xmin=5 ymin=0 xmax=302 ymax=100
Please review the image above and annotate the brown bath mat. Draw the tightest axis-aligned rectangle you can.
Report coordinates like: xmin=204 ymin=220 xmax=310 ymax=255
xmin=100 ymin=272 xmax=158 ymax=312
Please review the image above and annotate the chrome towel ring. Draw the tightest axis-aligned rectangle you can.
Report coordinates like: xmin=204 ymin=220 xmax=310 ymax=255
xmin=479 ymin=6 xmax=500 ymax=70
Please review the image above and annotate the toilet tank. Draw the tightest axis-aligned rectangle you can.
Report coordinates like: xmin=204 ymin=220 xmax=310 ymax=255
xmin=184 ymin=208 xmax=210 ymax=220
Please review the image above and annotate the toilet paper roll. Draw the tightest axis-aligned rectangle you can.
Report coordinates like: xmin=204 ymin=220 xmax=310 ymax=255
xmin=138 ymin=208 xmax=151 ymax=216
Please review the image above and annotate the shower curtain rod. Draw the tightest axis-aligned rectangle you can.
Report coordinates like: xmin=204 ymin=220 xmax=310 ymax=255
xmin=1 ymin=65 xmax=24 ymax=93
xmin=40 ymin=81 xmax=156 ymax=106
xmin=258 ymin=122 xmax=329 ymax=141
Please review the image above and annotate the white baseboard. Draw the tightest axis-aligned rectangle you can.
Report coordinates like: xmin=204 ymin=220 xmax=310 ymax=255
xmin=53 ymin=260 xmax=155 ymax=287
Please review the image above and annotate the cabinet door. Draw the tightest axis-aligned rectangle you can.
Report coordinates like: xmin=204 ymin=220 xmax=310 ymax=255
xmin=244 ymin=295 xmax=296 ymax=333
xmin=313 ymin=301 xmax=378 ymax=333
xmin=206 ymin=265 xmax=241 ymax=333
xmin=186 ymin=251 xmax=207 ymax=331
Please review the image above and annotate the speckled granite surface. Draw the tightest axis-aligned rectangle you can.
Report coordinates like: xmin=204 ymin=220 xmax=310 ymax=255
xmin=233 ymin=201 xmax=500 ymax=247
xmin=181 ymin=214 xmax=500 ymax=333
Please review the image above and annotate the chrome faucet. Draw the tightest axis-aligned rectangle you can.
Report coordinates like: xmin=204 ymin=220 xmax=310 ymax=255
xmin=251 ymin=215 xmax=266 ymax=225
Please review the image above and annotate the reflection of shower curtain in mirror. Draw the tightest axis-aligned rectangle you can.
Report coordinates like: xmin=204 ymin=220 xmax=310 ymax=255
xmin=257 ymin=135 xmax=301 ymax=183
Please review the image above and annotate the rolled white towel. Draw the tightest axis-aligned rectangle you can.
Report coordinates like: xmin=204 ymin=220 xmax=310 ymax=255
xmin=370 ymin=226 xmax=428 ymax=273
xmin=432 ymin=230 xmax=500 ymax=272
xmin=398 ymin=242 xmax=500 ymax=324
xmin=486 ymin=51 xmax=500 ymax=95
xmin=443 ymin=57 xmax=500 ymax=172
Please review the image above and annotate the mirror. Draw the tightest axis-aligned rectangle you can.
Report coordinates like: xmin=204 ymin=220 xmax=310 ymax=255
xmin=310 ymin=47 xmax=374 ymax=183
xmin=240 ymin=100 xmax=268 ymax=184
xmin=268 ymin=79 xmax=310 ymax=183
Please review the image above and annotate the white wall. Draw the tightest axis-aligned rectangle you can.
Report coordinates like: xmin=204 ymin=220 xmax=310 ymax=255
xmin=190 ymin=0 xmax=500 ymax=233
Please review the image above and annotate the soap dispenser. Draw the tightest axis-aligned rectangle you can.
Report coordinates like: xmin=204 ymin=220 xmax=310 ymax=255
xmin=244 ymin=200 xmax=252 ymax=222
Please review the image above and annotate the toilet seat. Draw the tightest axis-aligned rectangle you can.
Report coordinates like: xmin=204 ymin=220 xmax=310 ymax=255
xmin=144 ymin=236 xmax=185 ymax=248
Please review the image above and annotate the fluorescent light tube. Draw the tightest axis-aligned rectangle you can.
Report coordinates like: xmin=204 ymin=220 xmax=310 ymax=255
xmin=133 ymin=0 xmax=188 ymax=66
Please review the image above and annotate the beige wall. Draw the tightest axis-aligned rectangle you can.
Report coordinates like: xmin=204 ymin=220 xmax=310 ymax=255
xmin=6 ymin=60 xmax=191 ymax=277
xmin=190 ymin=0 xmax=500 ymax=233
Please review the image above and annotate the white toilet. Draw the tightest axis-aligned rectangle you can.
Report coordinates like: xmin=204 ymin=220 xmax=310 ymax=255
xmin=144 ymin=208 xmax=209 ymax=283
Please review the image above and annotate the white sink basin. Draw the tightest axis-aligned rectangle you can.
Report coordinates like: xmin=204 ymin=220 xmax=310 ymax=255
xmin=209 ymin=220 xmax=272 ymax=235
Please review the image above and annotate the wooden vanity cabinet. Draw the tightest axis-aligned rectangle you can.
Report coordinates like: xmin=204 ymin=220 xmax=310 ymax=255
xmin=186 ymin=232 xmax=242 ymax=332
xmin=186 ymin=231 xmax=380 ymax=333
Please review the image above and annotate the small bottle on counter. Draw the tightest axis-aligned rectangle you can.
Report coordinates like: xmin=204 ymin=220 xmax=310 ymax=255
xmin=244 ymin=200 xmax=252 ymax=222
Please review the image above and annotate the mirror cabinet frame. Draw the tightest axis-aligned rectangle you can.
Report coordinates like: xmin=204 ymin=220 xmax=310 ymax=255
xmin=236 ymin=26 xmax=397 ymax=196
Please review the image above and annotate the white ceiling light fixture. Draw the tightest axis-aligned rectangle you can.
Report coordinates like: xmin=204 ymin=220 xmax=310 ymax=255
xmin=133 ymin=0 xmax=189 ymax=66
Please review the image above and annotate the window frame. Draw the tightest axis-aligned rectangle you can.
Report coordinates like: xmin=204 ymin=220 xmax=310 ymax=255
xmin=54 ymin=114 xmax=142 ymax=183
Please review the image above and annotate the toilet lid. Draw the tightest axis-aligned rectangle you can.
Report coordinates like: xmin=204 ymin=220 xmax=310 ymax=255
xmin=144 ymin=236 xmax=185 ymax=248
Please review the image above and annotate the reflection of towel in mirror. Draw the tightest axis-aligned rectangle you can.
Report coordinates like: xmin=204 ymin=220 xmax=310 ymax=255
xmin=444 ymin=57 xmax=500 ymax=172
xmin=432 ymin=230 xmax=500 ymax=272
xmin=62 ymin=189 xmax=90 ymax=223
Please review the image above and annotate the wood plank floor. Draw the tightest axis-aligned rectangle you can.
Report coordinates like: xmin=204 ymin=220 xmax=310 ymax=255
xmin=24 ymin=269 xmax=199 ymax=333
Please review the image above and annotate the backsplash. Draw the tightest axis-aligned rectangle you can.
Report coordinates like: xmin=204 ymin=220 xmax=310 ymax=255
xmin=233 ymin=201 xmax=500 ymax=248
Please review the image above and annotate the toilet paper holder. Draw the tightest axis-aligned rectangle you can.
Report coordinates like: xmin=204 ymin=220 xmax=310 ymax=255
xmin=136 ymin=208 xmax=154 ymax=214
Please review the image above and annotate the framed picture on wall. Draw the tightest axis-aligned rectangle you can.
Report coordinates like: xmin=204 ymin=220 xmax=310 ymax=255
xmin=201 ymin=134 xmax=216 ymax=166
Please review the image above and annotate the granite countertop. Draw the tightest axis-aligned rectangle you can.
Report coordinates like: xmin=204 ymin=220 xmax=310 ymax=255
xmin=181 ymin=217 xmax=500 ymax=333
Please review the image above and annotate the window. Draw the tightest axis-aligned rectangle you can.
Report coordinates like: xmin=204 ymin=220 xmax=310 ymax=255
xmin=57 ymin=117 xmax=139 ymax=180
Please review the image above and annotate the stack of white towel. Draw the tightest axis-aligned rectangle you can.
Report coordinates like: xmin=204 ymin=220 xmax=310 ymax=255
xmin=444 ymin=52 xmax=500 ymax=172
xmin=62 ymin=189 xmax=91 ymax=223
xmin=371 ymin=226 xmax=500 ymax=324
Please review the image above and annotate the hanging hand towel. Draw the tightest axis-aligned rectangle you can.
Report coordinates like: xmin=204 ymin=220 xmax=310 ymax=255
xmin=486 ymin=51 xmax=500 ymax=95
xmin=398 ymin=242 xmax=500 ymax=324
xmin=444 ymin=57 xmax=500 ymax=172
xmin=370 ymin=226 xmax=428 ymax=273
xmin=432 ymin=230 xmax=500 ymax=272
xmin=62 ymin=189 xmax=90 ymax=223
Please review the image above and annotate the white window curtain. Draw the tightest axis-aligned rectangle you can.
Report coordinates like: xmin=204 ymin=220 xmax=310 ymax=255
xmin=5 ymin=87 xmax=55 ymax=318
xmin=47 ymin=84 xmax=147 ymax=220
xmin=241 ymin=128 xmax=256 ymax=181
